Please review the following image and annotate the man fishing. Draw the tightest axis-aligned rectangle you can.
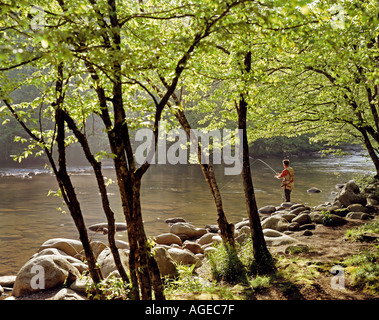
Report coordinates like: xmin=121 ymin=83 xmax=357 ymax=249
xmin=274 ymin=159 xmax=295 ymax=202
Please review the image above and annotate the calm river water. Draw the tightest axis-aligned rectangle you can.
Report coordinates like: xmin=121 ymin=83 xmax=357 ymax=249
xmin=0 ymin=154 xmax=375 ymax=275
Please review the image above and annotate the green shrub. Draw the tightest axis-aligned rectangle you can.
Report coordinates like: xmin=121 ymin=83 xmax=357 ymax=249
xmin=208 ymin=243 xmax=246 ymax=283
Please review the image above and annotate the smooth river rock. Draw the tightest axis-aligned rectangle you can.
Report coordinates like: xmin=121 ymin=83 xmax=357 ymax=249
xmin=170 ymin=222 xmax=207 ymax=240
xmin=13 ymin=255 xmax=80 ymax=297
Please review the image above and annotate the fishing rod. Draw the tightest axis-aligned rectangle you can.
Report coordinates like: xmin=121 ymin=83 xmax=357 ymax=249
xmin=249 ymin=157 xmax=278 ymax=174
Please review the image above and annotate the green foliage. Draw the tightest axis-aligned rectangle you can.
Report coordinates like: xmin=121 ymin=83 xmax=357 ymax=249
xmin=345 ymin=220 xmax=379 ymax=242
xmin=86 ymin=275 xmax=132 ymax=300
xmin=343 ymin=246 xmax=379 ymax=294
xmin=321 ymin=210 xmax=333 ymax=226
xmin=208 ymin=243 xmax=246 ymax=283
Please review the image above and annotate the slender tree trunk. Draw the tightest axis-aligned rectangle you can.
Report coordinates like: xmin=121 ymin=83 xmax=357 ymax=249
xmin=154 ymin=81 xmax=235 ymax=246
xmin=360 ymin=128 xmax=379 ymax=178
xmin=180 ymin=112 xmax=235 ymax=246
xmin=237 ymin=52 xmax=275 ymax=274
xmin=63 ymin=111 xmax=130 ymax=284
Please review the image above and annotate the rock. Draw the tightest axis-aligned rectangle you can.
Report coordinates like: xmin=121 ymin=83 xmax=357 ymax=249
xmin=49 ymin=288 xmax=86 ymax=300
xmin=299 ymin=224 xmax=315 ymax=231
xmin=204 ymin=247 xmax=217 ymax=256
xmin=235 ymin=233 xmax=248 ymax=244
xmin=34 ymin=248 xmax=87 ymax=273
xmin=290 ymin=204 xmax=305 ymax=210
xmin=292 ymin=213 xmax=312 ymax=225
xmin=212 ymin=235 xmax=223 ymax=244
xmin=239 ymin=226 xmax=251 ymax=235
xmin=152 ymin=246 xmax=178 ymax=278
xmin=258 ymin=205 xmax=277 ymax=214
xmin=165 ymin=217 xmax=186 ymax=224
xmin=197 ymin=233 xmax=216 ymax=246
xmin=337 ymin=180 xmax=366 ymax=207
xmin=323 ymin=214 xmax=347 ymax=226
xmin=167 ymin=248 xmax=201 ymax=267
xmin=307 ymin=187 xmax=321 ymax=193
xmin=170 ymin=222 xmax=207 ymax=240
xmin=347 ymin=204 xmax=367 ymax=213
xmin=70 ymin=278 xmax=90 ymax=295
xmin=281 ymin=202 xmax=295 ymax=208
xmin=289 ymin=206 xmax=308 ymax=216
xmin=367 ymin=197 xmax=379 ymax=206
xmin=288 ymin=222 xmax=300 ymax=231
xmin=235 ymin=220 xmax=250 ymax=229
xmin=333 ymin=208 xmax=350 ymax=217
xmin=0 ymin=285 xmax=3 ymax=296
xmin=302 ymin=230 xmax=313 ymax=236
xmin=310 ymin=211 xmax=324 ymax=224
xmin=97 ymin=248 xmax=129 ymax=279
xmin=115 ymin=240 xmax=130 ymax=250
xmin=205 ymin=224 xmax=219 ymax=233
xmin=281 ymin=213 xmax=296 ymax=222
xmin=264 ymin=235 xmax=297 ymax=246
xmin=263 ymin=229 xmax=283 ymax=237
xmin=261 ymin=216 xmax=289 ymax=232
xmin=13 ymin=255 xmax=80 ymax=297
xmin=335 ymin=183 xmax=345 ymax=189
xmin=154 ymin=233 xmax=182 ymax=246
xmin=76 ymin=241 xmax=107 ymax=260
xmin=38 ymin=238 xmax=83 ymax=257
xmin=183 ymin=241 xmax=203 ymax=254
xmin=346 ymin=212 xmax=372 ymax=220
xmin=88 ymin=222 xmax=127 ymax=234
xmin=0 ymin=275 xmax=16 ymax=288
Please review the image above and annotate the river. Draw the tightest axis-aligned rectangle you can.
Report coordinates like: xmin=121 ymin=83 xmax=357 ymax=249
xmin=0 ymin=154 xmax=375 ymax=276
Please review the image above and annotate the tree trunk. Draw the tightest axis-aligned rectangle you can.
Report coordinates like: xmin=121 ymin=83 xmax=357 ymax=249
xmin=360 ymin=128 xmax=379 ymax=178
xmin=237 ymin=52 xmax=275 ymax=274
xmin=153 ymin=80 xmax=235 ymax=246
xmin=63 ymin=111 xmax=130 ymax=284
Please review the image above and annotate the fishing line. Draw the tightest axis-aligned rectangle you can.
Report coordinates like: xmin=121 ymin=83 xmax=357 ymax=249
xmin=249 ymin=157 xmax=278 ymax=174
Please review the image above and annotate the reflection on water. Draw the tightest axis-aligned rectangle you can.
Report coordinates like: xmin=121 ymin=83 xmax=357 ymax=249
xmin=0 ymin=154 xmax=375 ymax=275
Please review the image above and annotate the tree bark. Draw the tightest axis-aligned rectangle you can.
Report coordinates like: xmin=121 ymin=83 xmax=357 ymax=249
xmin=237 ymin=52 xmax=275 ymax=274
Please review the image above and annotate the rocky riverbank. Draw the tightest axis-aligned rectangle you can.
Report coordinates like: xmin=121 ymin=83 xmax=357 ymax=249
xmin=1 ymin=179 xmax=378 ymax=300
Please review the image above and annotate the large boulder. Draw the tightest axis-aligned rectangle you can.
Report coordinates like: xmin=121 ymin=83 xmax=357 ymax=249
xmin=33 ymin=248 xmax=87 ymax=273
xmin=170 ymin=222 xmax=207 ymax=240
xmin=38 ymin=238 xmax=83 ymax=257
xmin=154 ymin=233 xmax=182 ymax=246
xmin=13 ymin=255 xmax=80 ymax=297
xmin=152 ymin=246 xmax=178 ymax=278
xmin=261 ymin=216 xmax=289 ymax=232
xmin=337 ymin=180 xmax=366 ymax=207
xmin=97 ymin=248 xmax=129 ymax=278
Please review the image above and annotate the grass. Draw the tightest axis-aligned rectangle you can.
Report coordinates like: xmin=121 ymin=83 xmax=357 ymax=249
xmin=342 ymin=246 xmax=379 ymax=294
xmin=345 ymin=220 xmax=379 ymax=242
